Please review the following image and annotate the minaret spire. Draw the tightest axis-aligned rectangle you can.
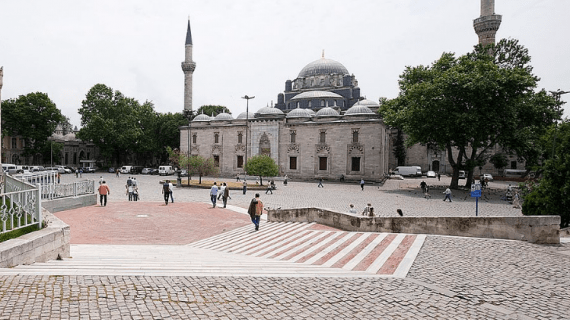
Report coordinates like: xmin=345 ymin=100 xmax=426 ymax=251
xmin=181 ymin=17 xmax=196 ymax=112
xmin=473 ymin=0 xmax=502 ymax=46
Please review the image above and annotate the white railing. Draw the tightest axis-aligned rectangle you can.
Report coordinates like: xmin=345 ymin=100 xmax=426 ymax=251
xmin=40 ymin=180 xmax=95 ymax=200
xmin=2 ymin=174 xmax=42 ymax=234
xmin=12 ymin=171 xmax=94 ymax=200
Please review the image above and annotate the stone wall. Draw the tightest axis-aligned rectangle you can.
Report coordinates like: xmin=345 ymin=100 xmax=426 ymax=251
xmin=0 ymin=209 xmax=70 ymax=268
xmin=268 ymin=208 xmax=560 ymax=244
xmin=42 ymin=194 xmax=97 ymax=213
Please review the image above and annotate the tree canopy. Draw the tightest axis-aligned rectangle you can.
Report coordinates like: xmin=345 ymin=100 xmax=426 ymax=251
xmin=2 ymin=92 xmax=64 ymax=158
xmin=380 ymin=39 xmax=561 ymax=189
xmin=522 ymin=120 xmax=570 ymax=228
xmin=245 ymin=155 xmax=279 ymax=185
xmin=196 ymin=105 xmax=231 ymax=117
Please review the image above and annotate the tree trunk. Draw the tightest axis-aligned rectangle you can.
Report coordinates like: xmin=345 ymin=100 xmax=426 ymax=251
xmin=259 ymin=176 xmax=263 ymax=186
xmin=199 ymin=174 xmax=202 ymax=184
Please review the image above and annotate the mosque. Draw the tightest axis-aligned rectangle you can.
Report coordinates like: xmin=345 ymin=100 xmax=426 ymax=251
xmin=179 ymin=21 xmax=390 ymax=181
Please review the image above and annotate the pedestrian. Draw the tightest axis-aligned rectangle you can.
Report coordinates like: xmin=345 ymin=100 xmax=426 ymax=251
xmin=116 ymin=169 xmax=120 ymax=178
xmin=243 ymin=180 xmax=247 ymax=195
xmin=75 ymin=169 xmax=78 ymax=178
xmin=210 ymin=182 xmax=219 ymax=208
xmin=99 ymin=176 xmax=103 ymax=185
xmin=57 ymin=172 xmax=61 ymax=184
xmin=133 ymin=177 xmax=138 ymax=187
xmin=437 ymin=173 xmax=441 ymax=181
xmin=218 ymin=183 xmax=226 ymax=200
xmin=283 ymin=175 xmax=288 ymax=186
xmin=79 ymin=168 xmax=83 ymax=178
xmin=420 ymin=181 xmax=427 ymax=194
xmin=236 ymin=174 xmax=240 ymax=182
xmin=397 ymin=209 xmax=403 ymax=216
xmin=162 ymin=181 xmax=170 ymax=205
xmin=169 ymin=181 xmax=174 ymax=203
xmin=360 ymin=179 xmax=365 ymax=191
xmin=127 ymin=177 xmax=132 ymax=187
xmin=222 ymin=182 xmax=230 ymax=208
xmin=348 ymin=204 xmax=357 ymax=214
xmin=362 ymin=203 xmax=374 ymax=216
xmin=265 ymin=183 xmax=273 ymax=194
xmin=133 ymin=186 xmax=139 ymax=201
xmin=424 ymin=185 xmax=431 ymax=199
xmin=443 ymin=187 xmax=452 ymax=202
xmin=512 ymin=191 xmax=521 ymax=209
xmin=318 ymin=178 xmax=324 ymax=188
xmin=248 ymin=193 xmax=264 ymax=231
xmin=98 ymin=180 xmax=110 ymax=206
xmin=126 ymin=183 xmax=134 ymax=201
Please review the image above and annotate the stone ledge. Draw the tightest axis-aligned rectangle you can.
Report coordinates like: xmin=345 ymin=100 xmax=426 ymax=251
xmin=268 ymin=208 xmax=560 ymax=244
xmin=42 ymin=194 xmax=96 ymax=213
xmin=0 ymin=210 xmax=70 ymax=268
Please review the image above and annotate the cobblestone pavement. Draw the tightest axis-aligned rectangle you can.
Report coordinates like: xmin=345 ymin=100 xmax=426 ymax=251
xmin=75 ymin=173 xmax=522 ymax=217
xmin=0 ymin=173 xmax=562 ymax=319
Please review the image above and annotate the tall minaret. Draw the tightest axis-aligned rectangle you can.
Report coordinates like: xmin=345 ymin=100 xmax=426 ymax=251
xmin=473 ymin=0 xmax=502 ymax=46
xmin=0 ymin=67 xmax=3 ymax=167
xmin=181 ymin=18 xmax=196 ymax=112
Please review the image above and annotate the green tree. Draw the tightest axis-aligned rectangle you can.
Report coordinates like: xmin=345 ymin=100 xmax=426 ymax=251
xmin=42 ymin=141 xmax=64 ymax=165
xmin=77 ymin=84 xmax=146 ymax=165
xmin=196 ymin=105 xmax=231 ymax=117
xmin=380 ymin=39 xmax=560 ymax=189
xmin=152 ymin=113 xmax=188 ymax=164
xmin=522 ymin=120 xmax=570 ymax=228
xmin=2 ymin=92 xmax=64 ymax=158
xmin=245 ymin=155 xmax=279 ymax=186
xmin=189 ymin=156 xmax=218 ymax=184
xmin=489 ymin=153 xmax=509 ymax=175
xmin=393 ymin=129 xmax=406 ymax=166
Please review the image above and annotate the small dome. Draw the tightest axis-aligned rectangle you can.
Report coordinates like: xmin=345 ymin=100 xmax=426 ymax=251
xmin=256 ymin=106 xmax=284 ymax=116
xmin=355 ymin=99 xmax=380 ymax=108
xmin=315 ymin=107 xmax=340 ymax=117
xmin=345 ymin=105 xmax=374 ymax=115
xmin=286 ymin=108 xmax=313 ymax=118
xmin=298 ymin=58 xmax=349 ymax=78
xmin=290 ymin=91 xmax=343 ymax=101
xmin=213 ymin=112 xmax=233 ymax=121
xmin=236 ymin=111 xmax=255 ymax=119
xmin=307 ymin=109 xmax=316 ymax=116
xmin=192 ymin=114 xmax=211 ymax=122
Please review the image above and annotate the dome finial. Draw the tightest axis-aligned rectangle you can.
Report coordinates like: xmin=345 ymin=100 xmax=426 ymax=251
xmin=322 ymin=49 xmax=324 ymax=58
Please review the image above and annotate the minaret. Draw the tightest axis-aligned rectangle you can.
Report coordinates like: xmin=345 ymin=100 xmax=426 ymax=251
xmin=181 ymin=18 xmax=196 ymax=112
xmin=473 ymin=0 xmax=502 ymax=46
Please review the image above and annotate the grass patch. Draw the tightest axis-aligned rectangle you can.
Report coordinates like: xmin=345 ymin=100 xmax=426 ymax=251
xmin=0 ymin=223 xmax=41 ymax=243
xmin=164 ymin=179 xmax=266 ymax=189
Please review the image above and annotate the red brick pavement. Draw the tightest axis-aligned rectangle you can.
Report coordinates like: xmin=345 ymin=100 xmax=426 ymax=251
xmin=54 ymin=202 xmax=251 ymax=245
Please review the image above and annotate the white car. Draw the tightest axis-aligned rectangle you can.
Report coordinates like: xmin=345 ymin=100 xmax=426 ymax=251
xmin=481 ymin=173 xmax=494 ymax=181
xmin=426 ymin=171 xmax=436 ymax=178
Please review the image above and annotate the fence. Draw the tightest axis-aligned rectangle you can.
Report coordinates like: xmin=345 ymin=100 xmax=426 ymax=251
xmin=1 ymin=174 xmax=42 ymax=234
xmin=12 ymin=171 xmax=94 ymax=200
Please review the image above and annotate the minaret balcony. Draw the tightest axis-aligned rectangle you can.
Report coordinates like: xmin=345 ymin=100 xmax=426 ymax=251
xmin=181 ymin=62 xmax=196 ymax=72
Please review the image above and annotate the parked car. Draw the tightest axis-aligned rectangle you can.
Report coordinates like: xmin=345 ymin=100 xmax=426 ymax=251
xmin=82 ymin=167 xmax=97 ymax=173
xmin=481 ymin=173 xmax=494 ymax=181
xmin=458 ymin=170 xmax=466 ymax=179
xmin=108 ymin=167 xmax=115 ymax=173
xmin=180 ymin=169 xmax=188 ymax=177
xmin=130 ymin=166 xmax=144 ymax=174
xmin=141 ymin=168 xmax=154 ymax=175
xmin=426 ymin=171 xmax=436 ymax=178
xmin=149 ymin=168 xmax=159 ymax=175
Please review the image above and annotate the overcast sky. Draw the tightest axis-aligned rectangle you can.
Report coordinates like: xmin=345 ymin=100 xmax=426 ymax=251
xmin=1 ymin=0 xmax=569 ymax=128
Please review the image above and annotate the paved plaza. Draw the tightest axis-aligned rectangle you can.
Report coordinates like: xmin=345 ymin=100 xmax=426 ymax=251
xmin=0 ymin=173 xmax=568 ymax=319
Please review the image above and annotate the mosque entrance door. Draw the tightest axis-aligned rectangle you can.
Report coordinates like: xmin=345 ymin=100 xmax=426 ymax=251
xmin=432 ymin=160 xmax=440 ymax=172
xmin=259 ymin=133 xmax=271 ymax=156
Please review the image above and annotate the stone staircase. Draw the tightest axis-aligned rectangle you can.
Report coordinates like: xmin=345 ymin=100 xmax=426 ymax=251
xmin=0 ymin=222 xmax=426 ymax=278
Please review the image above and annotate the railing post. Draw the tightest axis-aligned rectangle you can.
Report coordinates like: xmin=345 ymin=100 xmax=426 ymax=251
xmin=74 ymin=182 xmax=77 ymax=197
xmin=36 ymin=183 xmax=42 ymax=228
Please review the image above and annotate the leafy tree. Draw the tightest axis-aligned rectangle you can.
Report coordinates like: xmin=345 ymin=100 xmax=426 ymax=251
xmin=489 ymin=153 xmax=509 ymax=175
xmin=196 ymin=105 xmax=231 ymax=117
xmin=393 ymin=129 xmax=406 ymax=166
xmin=188 ymin=156 xmax=218 ymax=184
xmin=380 ymin=39 xmax=560 ymax=189
xmin=2 ymin=92 xmax=64 ymax=158
xmin=522 ymin=120 xmax=570 ymax=228
xmin=245 ymin=155 xmax=279 ymax=186
xmin=152 ymin=113 xmax=188 ymax=164
xmin=42 ymin=141 xmax=64 ymax=165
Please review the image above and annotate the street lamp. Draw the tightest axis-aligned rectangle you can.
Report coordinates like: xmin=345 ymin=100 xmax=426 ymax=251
xmin=242 ymin=95 xmax=255 ymax=174
xmin=549 ymin=89 xmax=569 ymax=159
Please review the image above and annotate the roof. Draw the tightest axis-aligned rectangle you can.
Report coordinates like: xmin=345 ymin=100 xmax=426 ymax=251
xmin=185 ymin=19 xmax=193 ymax=45
xmin=286 ymin=108 xmax=313 ymax=118
xmin=192 ymin=114 xmax=211 ymax=122
xmin=236 ymin=111 xmax=255 ymax=119
xmin=298 ymin=57 xmax=349 ymax=78
xmin=315 ymin=107 xmax=340 ymax=117
xmin=213 ymin=113 xmax=233 ymax=121
xmin=255 ymin=106 xmax=284 ymax=116
xmin=290 ymin=90 xmax=343 ymax=101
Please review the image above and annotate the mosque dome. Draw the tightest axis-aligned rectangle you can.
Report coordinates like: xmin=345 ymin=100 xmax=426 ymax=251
xmin=213 ymin=112 xmax=233 ymax=121
xmin=286 ymin=108 xmax=313 ymax=118
xmin=315 ymin=107 xmax=340 ymax=117
xmin=298 ymin=57 xmax=349 ymax=78
xmin=345 ymin=104 xmax=374 ymax=115
xmin=236 ymin=111 xmax=255 ymax=119
xmin=255 ymin=106 xmax=284 ymax=116
xmin=290 ymin=91 xmax=343 ymax=101
xmin=355 ymin=99 xmax=380 ymax=108
xmin=192 ymin=114 xmax=211 ymax=122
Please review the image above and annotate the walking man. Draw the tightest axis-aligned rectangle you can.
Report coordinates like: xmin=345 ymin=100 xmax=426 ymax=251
xmin=210 ymin=182 xmax=219 ymax=208
xmin=318 ymin=178 xmax=324 ymax=188
xmin=169 ymin=181 xmax=174 ymax=203
xmin=248 ymin=193 xmax=264 ymax=231
xmin=162 ymin=181 xmax=170 ymax=205
xmin=443 ymin=187 xmax=452 ymax=202
xmin=222 ymin=183 xmax=230 ymax=208
xmin=218 ymin=183 xmax=226 ymax=200
xmin=420 ymin=181 xmax=427 ymax=194
xmin=360 ymin=179 xmax=365 ymax=191
xmin=98 ymin=181 xmax=110 ymax=206
xmin=243 ymin=180 xmax=247 ymax=195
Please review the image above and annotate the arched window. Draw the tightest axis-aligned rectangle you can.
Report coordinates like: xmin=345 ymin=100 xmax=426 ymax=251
xmin=352 ymin=130 xmax=359 ymax=143
xmin=296 ymin=101 xmax=300 ymax=108
xmin=320 ymin=100 xmax=325 ymax=107
xmin=308 ymin=101 xmax=312 ymax=108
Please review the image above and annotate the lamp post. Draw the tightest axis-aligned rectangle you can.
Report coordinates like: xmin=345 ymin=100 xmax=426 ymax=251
xmin=242 ymin=95 xmax=255 ymax=175
xmin=549 ymin=89 xmax=569 ymax=159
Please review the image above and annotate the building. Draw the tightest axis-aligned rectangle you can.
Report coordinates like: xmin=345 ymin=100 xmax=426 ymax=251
xmin=179 ymin=21 xmax=390 ymax=180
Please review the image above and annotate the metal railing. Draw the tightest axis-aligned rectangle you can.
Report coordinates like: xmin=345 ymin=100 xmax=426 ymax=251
xmin=2 ymin=174 xmax=42 ymax=234
xmin=12 ymin=171 xmax=94 ymax=200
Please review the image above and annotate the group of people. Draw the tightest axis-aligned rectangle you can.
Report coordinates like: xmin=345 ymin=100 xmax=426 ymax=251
xmin=209 ymin=182 xmax=230 ymax=208
xmin=162 ymin=181 xmax=174 ymax=205
xmin=125 ymin=177 xmax=140 ymax=201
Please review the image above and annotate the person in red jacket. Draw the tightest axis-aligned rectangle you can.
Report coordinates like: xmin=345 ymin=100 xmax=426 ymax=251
xmin=98 ymin=181 xmax=111 ymax=206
